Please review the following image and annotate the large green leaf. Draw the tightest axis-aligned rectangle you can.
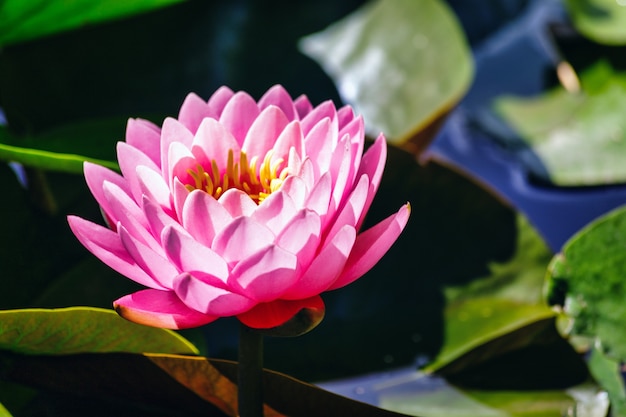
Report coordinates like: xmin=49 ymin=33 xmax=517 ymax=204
xmin=588 ymin=347 xmax=626 ymax=417
xmin=0 ymin=0 xmax=183 ymax=47
xmin=0 ymin=403 xmax=12 ymax=417
xmin=1 ymin=352 xmax=411 ymax=417
xmin=494 ymin=60 xmax=626 ymax=186
xmin=564 ymin=0 xmax=626 ymax=45
xmin=0 ymin=307 xmax=198 ymax=355
xmin=425 ymin=215 xmax=587 ymax=388
xmin=300 ymin=0 xmax=473 ymax=150
xmin=546 ymin=204 xmax=626 ymax=361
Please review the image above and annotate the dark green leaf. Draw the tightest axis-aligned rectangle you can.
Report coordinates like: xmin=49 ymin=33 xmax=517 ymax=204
xmin=0 ymin=0 xmax=183 ymax=47
xmin=1 ymin=352 xmax=413 ymax=417
xmin=300 ymin=0 xmax=473 ymax=150
xmin=564 ymin=0 xmax=626 ymax=45
xmin=494 ymin=60 xmax=626 ymax=186
xmin=0 ymin=307 xmax=198 ymax=355
xmin=546 ymin=204 xmax=626 ymax=361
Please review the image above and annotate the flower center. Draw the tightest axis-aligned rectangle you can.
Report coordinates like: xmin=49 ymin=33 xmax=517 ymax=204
xmin=186 ymin=149 xmax=287 ymax=204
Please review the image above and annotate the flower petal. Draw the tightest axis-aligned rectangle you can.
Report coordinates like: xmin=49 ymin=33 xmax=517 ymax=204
xmin=324 ymin=174 xmax=368 ymax=241
xmin=182 ymin=189 xmax=233 ymax=247
xmin=191 ymin=117 xmax=240 ymax=170
xmin=67 ymin=216 xmax=165 ymax=289
xmin=162 ymin=225 xmax=229 ymax=286
xmin=251 ymin=190 xmax=298 ymax=235
xmin=275 ymin=209 xmax=321 ymax=267
xmin=356 ymin=134 xmax=387 ymax=230
xmin=300 ymin=100 xmax=336 ymax=137
xmin=242 ymin=105 xmax=290 ymax=159
xmin=212 ymin=216 xmax=275 ymax=264
xmin=117 ymin=141 xmax=160 ymax=203
xmin=136 ymin=166 xmax=173 ymax=215
xmin=206 ymin=86 xmax=235 ymax=118
xmin=329 ymin=204 xmax=410 ymax=290
xmin=219 ymin=91 xmax=259 ymax=145
xmin=294 ymin=94 xmax=313 ymax=119
xmin=160 ymin=118 xmax=194 ymax=179
xmin=237 ymin=296 xmax=324 ymax=330
xmin=114 ymin=289 xmax=216 ymax=329
xmin=218 ymin=188 xmax=257 ymax=218
xmin=174 ymin=273 xmax=256 ymax=316
xmin=125 ymin=118 xmax=161 ymax=166
xmin=258 ymin=85 xmax=297 ymax=121
xmin=83 ymin=162 xmax=129 ymax=224
xmin=282 ymin=224 xmax=355 ymax=300
xmin=119 ymin=225 xmax=179 ymax=288
xmin=230 ymin=245 xmax=298 ymax=302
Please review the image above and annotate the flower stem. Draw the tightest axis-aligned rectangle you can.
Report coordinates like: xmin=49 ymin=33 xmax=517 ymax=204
xmin=238 ymin=323 xmax=264 ymax=417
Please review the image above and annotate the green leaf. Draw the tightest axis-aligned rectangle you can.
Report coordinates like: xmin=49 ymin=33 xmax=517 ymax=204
xmin=1 ymin=352 xmax=412 ymax=417
xmin=546 ymin=204 xmax=626 ymax=361
xmin=494 ymin=60 xmax=626 ymax=186
xmin=425 ymin=215 xmax=587 ymax=388
xmin=0 ymin=0 xmax=184 ymax=47
xmin=0 ymin=402 xmax=13 ymax=417
xmin=0 ymin=120 xmax=121 ymax=174
xmin=0 ymin=307 xmax=198 ymax=355
xmin=300 ymin=0 xmax=473 ymax=150
xmin=588 ymin=346 xmax=626 ymax=417
xmin=564 ymin=0 xmax=626 ymax=45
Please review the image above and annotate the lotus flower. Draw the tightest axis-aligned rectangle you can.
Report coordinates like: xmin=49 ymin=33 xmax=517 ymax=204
xmin=68 ymin=85 xmax=409 ymax=331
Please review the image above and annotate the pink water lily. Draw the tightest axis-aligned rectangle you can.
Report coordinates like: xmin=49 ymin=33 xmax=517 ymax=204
xmin=68 ymin=85 xmax=409 ymax=330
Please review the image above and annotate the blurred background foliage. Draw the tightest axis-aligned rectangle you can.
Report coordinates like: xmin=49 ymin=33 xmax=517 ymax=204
xmin=2 ymin=0 xmax=626 ymax=416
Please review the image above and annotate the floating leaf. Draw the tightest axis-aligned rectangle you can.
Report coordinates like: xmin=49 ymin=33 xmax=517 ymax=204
xmin=300 ymin=0 xmax=473 ymax=150
xmin=0 ymin=352 xmax=412 ymax=417
xmin=425 ymin=215 xmax=587 ymax=388
xmin=0 ymin=0 xmax=183 ymax=47
xmin=0 ymin=307 xmax=198 ymax=355
xmin=0 ymin=402 xmax=12 ymax=417
xmin=564 ymin=0 xmax=626 ymax=45
xmin=494 ymin=60 xmax=626 ymax=186
xmin=546 ymin=204 xmax=626 ymax=361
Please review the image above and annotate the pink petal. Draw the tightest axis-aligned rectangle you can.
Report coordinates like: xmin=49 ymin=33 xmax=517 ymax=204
xmin=125 ymin=118 xmax=161 ymax=166
xmin=275 ymin=209 xmax=321 ymax=266
xmin=212 ymin=217 xmax=275 ymax=264
xmin=278 ymin=175 xmax=307 ymax=208
xmin=172 ymin=178 xmax=190 ymax=220
xmin=251 ymin=190 xmax=298 ymax=235
xmin=242 ymin=105 xmax=290 ymax=159
xmin=117 ymin=141 xmax=160 ymax=203
xmin=329 ymin=204 xmax=410 ymax=290
xmin=136 ymin=166 xmax=173 ymax=215
xmin=206 ymin=86 xmax=235 ymax=118
xmin=328 ymin=135 xmax=354 ymax=214
xmin=237 ymin=296 xmax=324 ymax=329
xmin=103 ymin=181 xmax=159 ymax=251
xmin=294 ymin=94 xmax=313 ymax=119
xmin=271 ymin=120 xmax=304 ymax=162
xmin=162 ymin=226 xmax=229 ymax=285
xmin=282 ymin=224 xmax=355 ymax=299
xmin=191 ymin=117 xmax=240 ymax=170
xmin=67 ymin=216 xmax=165 ymax=290
xmin=303 ymin=118 xmax=334 ymax=178
xmin=230 ymin=245 xmax=298 ymax=302
xmin=167 ymin=141 xmax=197 ymax=190
xmin=177 ymin=93 xmax=211 ymax=134
xmin=324 ymin=174 xmax=368 ymax=241
xmin=83 ymin=162 xmax=129 ymax=224
xmin=141 ymin=196 xmax=177 ymax=241
xmin=258 ymin=85 xmax=297 ymax=121
xmin=182 ymin=189 xmax=233 ymax=247
xmin=119 ymin=225 xmax=179 ymax=288
xmin=114 ymin=289 xmax=216 ymax=329
xmin=305 ymin=173 xmax=332 ymax=217
xmin=160 ymin=118 xmax=194 ymax=180
xmin=337 ymin=105 xmax=356 ymax=130
xmin=174 ymin=273 xmax=256 ymax=316
xmin=300 ymin=100 xmax=336 ymax=137
xmin=355 ymin=134 xmax=387 ymax=230
xmin=218 ymin=188 xmax=257 ymax=218
xmin=219 ymin=91 xmax=259 ymax=145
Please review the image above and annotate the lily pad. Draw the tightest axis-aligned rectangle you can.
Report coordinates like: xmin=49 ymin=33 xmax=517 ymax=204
xmin=425 ymin=215 xmax=587 ymax=388
xmin=494 ymin=60 xmax=626 ymax=186
xmin=300 ymin=0 xmax=473 ymax=150
xmin=564 ymin=0 xmax=626 ymax=45
xmin=546 ymin=203 xmax=626 ymax=361
xmin=0 ymin=0 xmax=183 ymax=47
xmin=0 ymin=307 xmax=198 ymax=355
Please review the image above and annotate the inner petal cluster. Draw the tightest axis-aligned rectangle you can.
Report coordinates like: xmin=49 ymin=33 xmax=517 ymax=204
xmin=185 ymin=149 xmax=288 ymax=204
